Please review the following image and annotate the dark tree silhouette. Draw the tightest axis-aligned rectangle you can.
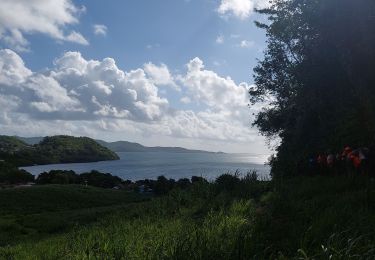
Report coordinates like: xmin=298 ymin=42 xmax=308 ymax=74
xmin=251 ymin=0 xmax=375 ymax=176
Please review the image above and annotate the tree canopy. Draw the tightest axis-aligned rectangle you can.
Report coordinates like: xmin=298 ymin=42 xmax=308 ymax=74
xmin=251 ymin=0 xmax=375 ymax=176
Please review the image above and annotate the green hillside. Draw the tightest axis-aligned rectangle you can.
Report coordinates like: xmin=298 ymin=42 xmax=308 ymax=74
xmin=0 ymin=136 xmax=30 ymax=153
xmin=0 ymin=135 xmax=119 ymax=166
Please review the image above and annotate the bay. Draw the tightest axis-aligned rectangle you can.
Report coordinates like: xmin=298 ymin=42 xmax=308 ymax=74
xmin=22 ymin=152 xmax=270 ymax=181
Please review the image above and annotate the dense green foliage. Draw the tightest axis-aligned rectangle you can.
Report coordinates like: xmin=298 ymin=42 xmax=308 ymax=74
xmin=80 ymin=171 xmax=125 ymax=188
xmin=1 ymin=174 xmax=374 ymax=259
xmin=36 ymin=170 xmax=124 ymax=188
xmin=250 ymin=0 xmax=375 ymax=176
xmin=0 ymin=135 xmax=119 ymax=166
xmin=36 ymin=170 xmax=79 ymax=185
xmin=0 ymin=162 xmax=34 ymax=185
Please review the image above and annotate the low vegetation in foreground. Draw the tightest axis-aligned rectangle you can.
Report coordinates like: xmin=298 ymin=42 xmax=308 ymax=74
xmin=0 ymin=173 xmax=374 ymax=259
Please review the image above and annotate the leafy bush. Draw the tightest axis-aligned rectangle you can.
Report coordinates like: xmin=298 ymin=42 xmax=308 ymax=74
xmin=0 ymin=161 xmax=34 ymax=184
xmin=79 ymin=170 xmax=123 ymax=189
xmin=35 ymin=170 xmax=124 ymax=189
xmin=215 ymin=173 xmax=241 ymax=193
xmin=36 ymin=170 xmax=78 ymax=185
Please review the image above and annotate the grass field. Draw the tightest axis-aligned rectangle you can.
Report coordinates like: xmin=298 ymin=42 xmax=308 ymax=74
xmin=0 ymin=185 xmax=149 ymax=246
xmin=1 ymin=175 xmax=375 ymax=259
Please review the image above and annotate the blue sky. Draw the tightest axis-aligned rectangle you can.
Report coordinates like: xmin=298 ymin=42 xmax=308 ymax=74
xmin=22 ymin=0 xmax=266 ymax=82
xmin=0 ymin=0 xmax=270 ymax=159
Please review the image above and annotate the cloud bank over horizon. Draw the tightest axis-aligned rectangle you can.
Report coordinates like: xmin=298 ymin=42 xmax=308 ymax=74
xmin=0 ymin=49 xmax=268 ymax=154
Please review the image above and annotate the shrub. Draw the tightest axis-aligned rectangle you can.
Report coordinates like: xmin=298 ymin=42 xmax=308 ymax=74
xmin=0 ymin=161 xmax=34 ymax=184
xmin=36 ymin=170 xmax=78 ymax=185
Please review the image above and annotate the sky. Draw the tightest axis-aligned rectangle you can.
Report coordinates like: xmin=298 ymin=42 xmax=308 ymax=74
xmin=0 ymin=0 xmax=271 ymax=158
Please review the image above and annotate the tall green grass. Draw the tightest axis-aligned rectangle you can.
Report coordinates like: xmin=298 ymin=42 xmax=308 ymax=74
xmin=1 ymin=175 xmax=375 ymax=259
xmin=0 ymin=185 xmax=148 ymax=246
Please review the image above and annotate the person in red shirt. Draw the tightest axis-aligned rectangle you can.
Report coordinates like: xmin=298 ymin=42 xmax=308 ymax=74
xmin=350 ymin=151 xmax=361 ymax=169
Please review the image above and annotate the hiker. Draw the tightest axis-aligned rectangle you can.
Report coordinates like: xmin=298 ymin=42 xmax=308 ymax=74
xmin=349 ymin=150 xmax=361 ymax=170
xmin=326 ymin=153 xmax=336 ymax=175
xmin=341 ymin=146 xmax=353 ymax=175
xmin=335 ymin=153 xmax=345 ymax=175
xmin=327 ymin=154 xmax=335 ymax=167
xmin=341 ymin=146 xmax=352 ymax=161
xmin=317 ymin=154 xmax=327 ymax=174
xmin=308 ymin=157 xmax=317 ymax=175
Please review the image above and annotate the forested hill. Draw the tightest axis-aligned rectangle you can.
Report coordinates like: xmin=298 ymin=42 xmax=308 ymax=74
xmin=96 ymin=140 xmax=215 ymax=153
xmin=0 ymin=135 xmax=119 ymax=166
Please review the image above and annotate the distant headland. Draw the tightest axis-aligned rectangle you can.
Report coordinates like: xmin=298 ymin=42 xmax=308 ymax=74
xmin=0 ymin=135 xmax=223 ymax=167
xmin=17 ymin=136 xmax=222 ymax=154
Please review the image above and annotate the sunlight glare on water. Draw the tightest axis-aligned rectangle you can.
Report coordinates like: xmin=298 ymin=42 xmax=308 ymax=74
xmin=22 ymin=152 xmax=270 ymax=181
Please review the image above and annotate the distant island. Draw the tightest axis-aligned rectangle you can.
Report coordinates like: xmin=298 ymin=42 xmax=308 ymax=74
xmin=18 ymin=136 xmax=221 ymax=154
xmin=0 ymin=135 xmax=119 ymax=166
xmin=96 ymin=140 xmax=220 ymax=153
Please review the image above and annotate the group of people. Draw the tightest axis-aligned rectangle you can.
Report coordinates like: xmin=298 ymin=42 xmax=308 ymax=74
xmin=308 ymin=146 xmax=374 ymax=176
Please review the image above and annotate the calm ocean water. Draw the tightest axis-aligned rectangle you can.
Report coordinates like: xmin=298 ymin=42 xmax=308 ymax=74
xmin=22 ymin=152 xmax=270 ymax=181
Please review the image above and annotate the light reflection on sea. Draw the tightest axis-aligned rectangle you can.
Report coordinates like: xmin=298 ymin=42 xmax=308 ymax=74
xmin=22 ymin=152 xmax=270 ymax=181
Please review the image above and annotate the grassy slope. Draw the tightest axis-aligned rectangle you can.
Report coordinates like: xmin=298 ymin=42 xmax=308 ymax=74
xmin=0 ymin=185 xmax=148 ymax=246
xmin=1 ymin=176 xmax=375 ymax=259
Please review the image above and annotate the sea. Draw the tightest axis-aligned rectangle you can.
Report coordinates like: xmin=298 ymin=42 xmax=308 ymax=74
xmin=22 ymin=152 xmax=271 ymax=181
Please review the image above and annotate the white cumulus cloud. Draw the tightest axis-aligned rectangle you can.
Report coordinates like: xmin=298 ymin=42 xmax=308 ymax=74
xmin=239 ymin=40 xmax=255 ymax=48
xmin=180 ymin=57 xmax=249 ymax=112
xmin=144 ymin=63 xmax=179 ymax=90
xmin=216 ymin=35 xmax=224 ymax=44
xmin=180 ymin=96 xmax=191 ymax=104
xmin=0 ymin=0 xmax=88 ymax=51
xmin=0 ymin=49 xmax=168 ymax=121
xmin=93 ymin=24 xmax=107 ymax=36
xmin=217 ymin=0 xmax=270 ymax=19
